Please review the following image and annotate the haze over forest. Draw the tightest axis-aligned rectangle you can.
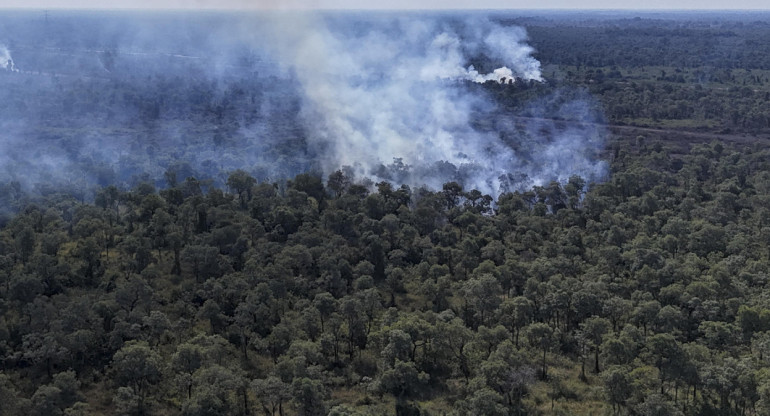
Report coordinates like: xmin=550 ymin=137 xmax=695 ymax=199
xmin=0 ymin=9 xmax=609 ymax=203
xmin=2 ymin=8 xmax=770 ymax=416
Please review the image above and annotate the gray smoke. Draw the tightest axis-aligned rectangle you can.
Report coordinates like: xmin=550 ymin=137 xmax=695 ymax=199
xmin=0 ymin=11 xmax=608 ymax=208
xmin=257 ymin=13 xmax=606 ymax=196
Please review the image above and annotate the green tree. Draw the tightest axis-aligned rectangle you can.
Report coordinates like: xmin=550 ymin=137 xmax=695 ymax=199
xmin=183 ymin=365 xmax=246 ymax=416
xmin=111 ymin=341 xmax=163 ymax=415
xmin=581 ymin=316 xmax=611 ymax=373
xmin=461 ymin=274 xmax=502 ymax=328
xmin=0 ymin=374 xmax=29 ymax=416
xmin=227 ymin=170 xmax=257 ymax=208
xmin=604 ymin=366 xmax=632 ymax=415
xmin=252 ymin=376 xmax=291 ymax=416
xmin=291 ymin=377 xmax=327 ymax=416
xmin=526 ymin=323 xmax=554 ymax=380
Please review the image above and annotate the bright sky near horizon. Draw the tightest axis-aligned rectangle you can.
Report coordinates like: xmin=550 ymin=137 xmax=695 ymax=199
xmin=0 ymin=0 xmax=767 ymax=10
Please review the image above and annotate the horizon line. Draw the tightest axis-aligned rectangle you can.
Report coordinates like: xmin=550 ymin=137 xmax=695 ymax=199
xmin=1 ymin=6 xmax=770 ymax=12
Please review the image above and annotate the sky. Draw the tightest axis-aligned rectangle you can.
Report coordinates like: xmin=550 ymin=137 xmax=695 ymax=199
xmin=0 ymin=0 xmax=767 ymax=10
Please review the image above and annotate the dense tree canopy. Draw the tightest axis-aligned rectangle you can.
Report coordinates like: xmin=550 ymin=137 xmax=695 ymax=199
xmin=1 ymin=134 xmax=770 ymax=415
xmin=4 ymin=10 xmax=770 ymax=416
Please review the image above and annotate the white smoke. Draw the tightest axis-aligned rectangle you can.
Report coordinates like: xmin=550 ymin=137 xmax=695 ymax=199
xmin=0 ymin=45 xmax=19 ymax=72
xmin=0 ymin=13 xmax=606 ymax=202
xmin=466 ymin=66 xmax=515 ymax=84
xmin=483 ymin=24 xmax=543 ymax=81
xmin=258 ymin=14 xmax=604 ymax=196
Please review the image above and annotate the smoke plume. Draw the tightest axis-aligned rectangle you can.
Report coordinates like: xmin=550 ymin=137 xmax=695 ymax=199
xmin=0 ymin=11 xmax=607 ymax=210
xmin=0 ymin=45 xmax=18 ymax=72
xmin=257 ymin=13 xmax=604 ymax=195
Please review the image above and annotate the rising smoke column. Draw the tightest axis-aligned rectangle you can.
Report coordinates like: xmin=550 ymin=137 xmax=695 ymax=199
xmin=259 ymin=13 xmax=605 ymax=196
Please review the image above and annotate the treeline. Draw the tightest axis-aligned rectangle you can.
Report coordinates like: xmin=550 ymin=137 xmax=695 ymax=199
xmin=596 ymin=81 xmax=770 ymax=131
xmin=525 ymin=18 xmax=770 ymax=70
xmin=3 ymin=136 xmax=770 ymax=415
xmin=477 ymin=14 xmax=770 ymax=133
xmin=479 ymin=66 xmax=770 ymax=132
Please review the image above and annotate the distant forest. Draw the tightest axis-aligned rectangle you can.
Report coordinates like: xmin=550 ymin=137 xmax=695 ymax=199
xmin=4 ymin=11 xmax=770 ymax=416
xmin=499 ymin=13 xmax=770 ymax=133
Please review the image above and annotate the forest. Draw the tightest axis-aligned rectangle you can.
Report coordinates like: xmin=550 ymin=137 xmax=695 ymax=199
xmin=3 ymin=10 xmax=770 ymax=416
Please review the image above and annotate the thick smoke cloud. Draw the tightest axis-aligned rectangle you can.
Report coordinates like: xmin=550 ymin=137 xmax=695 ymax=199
xmin=0 ymin=11 xmax=607 ymax=211
xmin=258 ymin=13 xmax=604 ymax=195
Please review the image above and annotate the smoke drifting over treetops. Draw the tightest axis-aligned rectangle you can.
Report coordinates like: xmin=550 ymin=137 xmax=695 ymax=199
xmin=259 ymin=13 xmax=605 ymax=195
xmin=0 ymin=11 xmax=607 ymax=203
